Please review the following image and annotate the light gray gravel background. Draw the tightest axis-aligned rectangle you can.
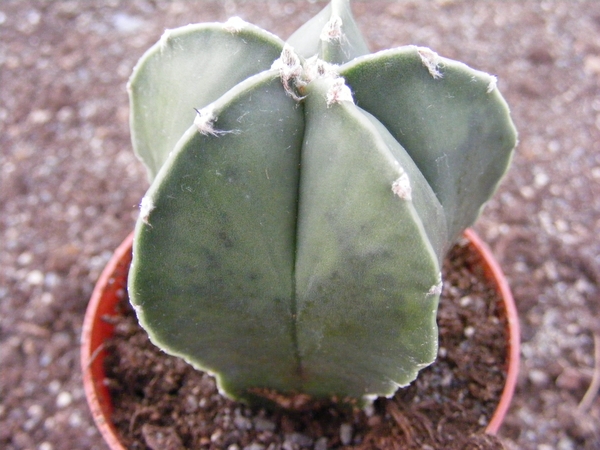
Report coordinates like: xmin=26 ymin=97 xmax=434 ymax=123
xmin=1 ymin=1 xmax=599 ymax=449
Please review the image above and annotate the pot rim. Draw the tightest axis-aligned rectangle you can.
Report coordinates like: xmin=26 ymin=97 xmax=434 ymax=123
xmin=81 ymin=232 xmax=133 ymax=450
xmin=463 ymin=228 xmax=520 ymax=434
xmin=81 ymin=229 xmax=519 ymax=447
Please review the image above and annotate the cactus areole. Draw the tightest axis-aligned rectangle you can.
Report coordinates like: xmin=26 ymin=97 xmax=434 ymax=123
xmin=127 ymin=0 xmax=517 ymax=406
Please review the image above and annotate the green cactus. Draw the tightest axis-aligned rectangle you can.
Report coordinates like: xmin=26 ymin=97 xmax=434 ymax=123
xmin=127 ymin=0 xmax=517 ymax=406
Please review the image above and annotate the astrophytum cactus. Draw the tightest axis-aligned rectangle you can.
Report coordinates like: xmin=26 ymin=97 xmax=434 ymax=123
xmin=127 ymin=0 xmax=517 ymax=406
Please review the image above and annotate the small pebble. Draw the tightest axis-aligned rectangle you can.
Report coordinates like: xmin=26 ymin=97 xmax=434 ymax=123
xmin=534 ymin=171 xmax=549 ymax=187
xmin=112 ymin=13 xmax=144 ymax=33
xmin=28 ymin=404 xmax=43 ymax=418
xmin=243 ymin=444 xmax=265 ymax=450
xmin=285 ymin=432 xmax=313 ymax=448
xmin=528 ymin=369 xmax=549 ymax=386
xmin=459 ymin=295 xmax=472 ymax=306
xmin=253 ymin=417 xmax=276 ymax=432
xmin=210 ymin=429 xmax=222 ymax=443
xmin=363 ymin=402 xmax=375 ymax=417
xmin=69 ymin=411 xmax=83 ymax=428
xmin=557 ymin=436 xmax=576 ymax=450
xmin=56 ymin=391 xmax=72 ymax=408
xmin=17 ymin=252 xmax=33 ymax=265
xmin=441 ymin=372 xmax=453 ymax=387
xmin=340 ymin=423 xmax=353 ymax=446
xmin=185 ymin=394 xmax=199 ymax=413
xmin=26 ymin=270 xmax=44 ymax=285
xmin=40 ymin=292 xmax=54 ymax=304
xmin=24 ymin=418 xmax=38 ymax=431
xmin=28 ymin=109 xmax=52 ymax=124
xmin=47 ymin=380 xmax=61 ymax=394
xmin=234 ymin=415 xmax=252 ymax=430
xmin=314 ymin=437 xmax=328 ymax=450
xmin=43 ymin=416 xmax=55 ymax=431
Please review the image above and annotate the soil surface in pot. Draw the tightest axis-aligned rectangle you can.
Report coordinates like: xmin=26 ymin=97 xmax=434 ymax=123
xmin=104 ymin=239 xmax=508 ymax=450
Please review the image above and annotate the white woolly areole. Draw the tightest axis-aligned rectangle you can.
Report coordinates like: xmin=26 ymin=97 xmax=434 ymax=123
xmin=139 ymin=196 xmax=155 ymax=225
xmin=320 ymin=15 xmax=343 ymax=42
xmin=417 ymin=47 xmax=443 ymax=79
xmin=271 ymin=45 xmax=304 ymax=100
xmin=391 ymin=171 xmax=412 ymax=201
xmin=159 ymin=28 xmax=173 ymax=52
xmin=326 ymin=77 xmax=354 ymax=106
xmin=194 ymin=105 xmax=218 ymax=136
xmin=427 ymin=273 xmax=443 ymax=297
xmin=223 ymin=16 xmax=246 ymax=33
xmin=427 ymin=281 xmax=443 ymax=297
xmin=487 ymin=75 xmax=498 ymax=93
xmin=304 ymin=55 xmax=337 ymax=84
xmin=427 ymin=281 xmax=444 ymax=297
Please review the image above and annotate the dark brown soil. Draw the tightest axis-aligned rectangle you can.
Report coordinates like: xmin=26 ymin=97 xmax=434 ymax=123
xmin=104 ymin=239 xmax=507 ymax=450
xmin=2 ymin=1 xmax=599 ymax=449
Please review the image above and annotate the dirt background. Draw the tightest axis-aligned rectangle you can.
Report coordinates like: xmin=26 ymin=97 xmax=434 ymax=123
xmin=1 ymin=1 xmax=599 ymax=449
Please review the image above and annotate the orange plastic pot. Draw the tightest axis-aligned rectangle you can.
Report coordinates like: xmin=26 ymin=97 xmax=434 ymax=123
xmin=463 ymin=228 xmax=520 ymax=434
xmin=81 ymin=232 xmax=133 ymax=450
xmin=81 ymin=229 xmax=519 ymax=448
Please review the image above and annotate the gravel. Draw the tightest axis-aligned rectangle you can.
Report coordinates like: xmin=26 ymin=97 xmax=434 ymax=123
xmin=1 ymin=1 xmax=599 ymax=449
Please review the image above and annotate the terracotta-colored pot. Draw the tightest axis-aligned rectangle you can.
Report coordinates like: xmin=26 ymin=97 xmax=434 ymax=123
xmin=81 ymin=232 xmax=133 ymax=450
xmin=81 ymin=229 xmax=519 ymax=449
xmin=463 ymin=228 xmax=520 ymax=434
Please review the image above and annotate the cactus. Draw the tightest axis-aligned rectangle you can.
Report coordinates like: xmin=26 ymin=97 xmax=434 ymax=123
xmin=127 ymin=0 xmax=517 ymax=406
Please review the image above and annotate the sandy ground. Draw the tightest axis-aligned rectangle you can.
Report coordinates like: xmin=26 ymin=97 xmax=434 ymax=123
xmin=1 ymin=1 xmax=599 ymax=449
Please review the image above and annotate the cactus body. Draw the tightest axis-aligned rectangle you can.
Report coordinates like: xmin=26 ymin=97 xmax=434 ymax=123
xmin=286 ymin=0 xmax=369 ymax=64
xmin=130 ymin=71 xmax=305 ymax=396
xmin=129 ymin=21 xmax=285 ymax=179
xmin=128 ymin=0 xmax=517 ymax=405
xmin=340 ymin=48 xmax=516 ymax=241
xmin=294 ymin=77 xmax=445 ymax=398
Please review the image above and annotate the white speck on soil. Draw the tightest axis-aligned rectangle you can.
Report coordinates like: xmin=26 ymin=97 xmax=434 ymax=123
xmin=56 ymin=392 xmax=73 ymax=409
